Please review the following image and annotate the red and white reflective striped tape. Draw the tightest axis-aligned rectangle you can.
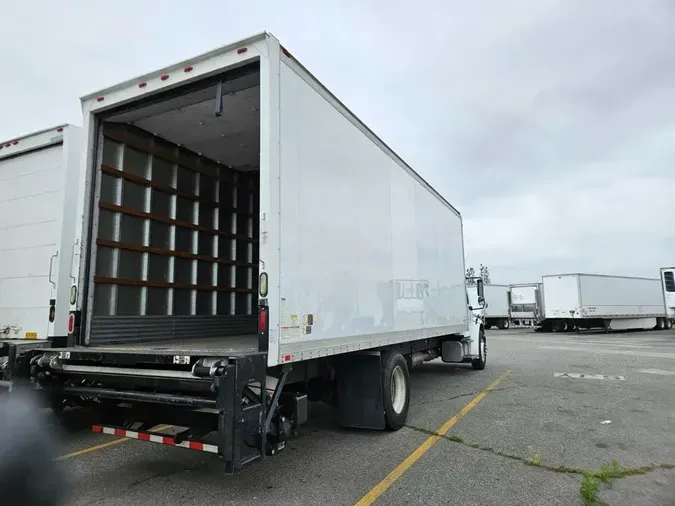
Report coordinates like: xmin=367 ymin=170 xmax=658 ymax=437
xmin=92 ymin=425 xmax=218 ymax=454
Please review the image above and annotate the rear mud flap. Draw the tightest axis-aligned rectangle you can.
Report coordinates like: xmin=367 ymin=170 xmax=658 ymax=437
xmin=336 ymin=353 xmax=385 ymax=429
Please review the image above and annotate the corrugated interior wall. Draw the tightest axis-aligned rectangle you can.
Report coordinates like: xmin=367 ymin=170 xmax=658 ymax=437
xmin=89 ymin=123 xmax=259 ymax=344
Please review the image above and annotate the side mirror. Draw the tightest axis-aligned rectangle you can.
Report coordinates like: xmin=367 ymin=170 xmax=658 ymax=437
xmin=476 ymin=278 xmax=484 ymax=299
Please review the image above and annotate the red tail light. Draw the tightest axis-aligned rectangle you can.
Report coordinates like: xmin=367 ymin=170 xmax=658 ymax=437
xmin=259 ymin=307 xmax=268 ymax=333
xmin=67 ymin=314 xmax=75 ymax=334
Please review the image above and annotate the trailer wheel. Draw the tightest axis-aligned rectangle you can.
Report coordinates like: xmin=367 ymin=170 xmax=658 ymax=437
xmin=499 ymin=319 xmax=510 ymax=330
xmin=472 ymin=329 xmax=487 ymax=370
xmin=382 ymin=352 xmax=410 ymax=430
xmin=552 ymin=319 xmax=567 ymax=332
xmin=666 ymin=319 xmax=673 ymax=330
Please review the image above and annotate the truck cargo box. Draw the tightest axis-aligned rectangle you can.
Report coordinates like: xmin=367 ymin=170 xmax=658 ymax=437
xmin=60 ymin=32 xmax=469 ymax=366
xmin=0 ymin=125 xmax=82 ymax=342
xmin=509 ymin=283 xmax=543 ymax=326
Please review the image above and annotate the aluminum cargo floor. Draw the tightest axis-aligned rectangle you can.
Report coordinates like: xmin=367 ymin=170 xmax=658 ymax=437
xmin=49 ymin=334 xmax=258 ymax=356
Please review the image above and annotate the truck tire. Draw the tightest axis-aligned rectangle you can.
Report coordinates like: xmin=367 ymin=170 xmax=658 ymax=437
xmin=552 ymin=319 xmax=567 ymax=332
xmin=382 ymin=352 xmax=410 ymax=430
xmin=656 ymin=318 xmax=665 ymax=331
xmin=472 ymin=329 xmax=487 ymax=370
xmin=499 ymin=319 xmax=510 ymax=330
xmin=666 ymin=319 xmax=673 ymax=330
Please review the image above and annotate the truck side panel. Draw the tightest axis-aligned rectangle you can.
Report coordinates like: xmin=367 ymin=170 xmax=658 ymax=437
xmin=510 ymin=284 xmax=537 ymax=320
xmin=0 ymin=127 xmax=81 ymax=340
xmin=483 ymin=285 xmax=509 ymax=318
xmin=276 ymin=57 xmax=467 ymax=363
xmin=578 ymin=274 xmax=664 ymax=318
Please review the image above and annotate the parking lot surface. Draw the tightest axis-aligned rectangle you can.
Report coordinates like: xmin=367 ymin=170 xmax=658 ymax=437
xmin=46 ymin=328 xmax=675 ymax=505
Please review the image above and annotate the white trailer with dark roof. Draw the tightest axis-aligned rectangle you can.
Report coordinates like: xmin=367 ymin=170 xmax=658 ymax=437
xmin=23 ymin=32 xmax=488 ymax=471
xmin=0 ymin=125 xmax=82 ymax=389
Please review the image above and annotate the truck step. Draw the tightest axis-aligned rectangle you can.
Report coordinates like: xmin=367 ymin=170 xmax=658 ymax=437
xmin=92 ymin=425 xmax=218 ymax=454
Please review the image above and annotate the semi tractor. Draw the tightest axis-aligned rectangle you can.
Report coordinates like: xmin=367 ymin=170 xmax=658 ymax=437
xmin=0 ymin=125 xmax=82 ymax=389
xmin=509 ymin=282 xmax=543 ymax=327
xmin=21 ymin=32 xmax=489 ymax=472
xmin=539 ymin=273 xmax=671 ymax=332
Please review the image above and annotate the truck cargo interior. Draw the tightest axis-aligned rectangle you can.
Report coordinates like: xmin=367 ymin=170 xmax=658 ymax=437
xmin=89 ymin=62 xmax=261 ymax=352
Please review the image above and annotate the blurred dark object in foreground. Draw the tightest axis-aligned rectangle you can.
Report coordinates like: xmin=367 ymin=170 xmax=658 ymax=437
xmin=0 ymin=389 xmax=66 ymax=505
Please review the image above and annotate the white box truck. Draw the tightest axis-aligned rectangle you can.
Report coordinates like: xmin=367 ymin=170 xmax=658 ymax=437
xmin=22 ymin=32 xmax=488 ymax=471
xmin=0 ymin=125 xmax=82 ymax=389
xmin=469 ymin=284 xmax=510 ymax=329
xmin=659 ymin=267 xmax=675 ymax=329
xmin=540 ymin=273 xmax=670 ymax=332
xmin=509 ymin=282 xmax=543 ymax=327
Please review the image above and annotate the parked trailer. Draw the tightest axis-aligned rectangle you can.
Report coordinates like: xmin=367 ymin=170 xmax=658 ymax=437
xmin=659 ymin=267 xmax=675 ymax=329
xmin=480 ymin=284 xmax=510 ymax=330
xmin=0 ymin=125 xmax=82 ymax=389
xmin=23 ymin=32 xmax=488 ymax=472
xmin=540 ymin=273 xmax=669 ymax=332
xmin=509 ymin=283 xmax=543 ymax=327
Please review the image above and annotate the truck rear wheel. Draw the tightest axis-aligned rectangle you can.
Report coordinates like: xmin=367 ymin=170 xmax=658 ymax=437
xmin=656 ymin=318 xmax=666 ymax=330
xmin=382 ymin=352 xmax=410 ymax=430
xmin=472 ymin=329 xmax=487 ymax=370
xmin=498 ymin=319 xmax=510 ymax=330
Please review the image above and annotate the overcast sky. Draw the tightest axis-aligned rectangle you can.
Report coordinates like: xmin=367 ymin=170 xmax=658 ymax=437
xmin=2 ymin=0 xmax=674 ymax=284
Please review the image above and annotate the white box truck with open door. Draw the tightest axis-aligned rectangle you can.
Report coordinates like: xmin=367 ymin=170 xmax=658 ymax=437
xmin=509 ymin=282 xmax=543 ymax=327
xmin=0 ymin=125 xmax=82 ymax=389
xmin=23 ymin=32 xmax=488 ymax=471
xmin=540 ymin=273 xmax=669 ymax=332
xmin=659 ymin=267 xmax=675 ymax=329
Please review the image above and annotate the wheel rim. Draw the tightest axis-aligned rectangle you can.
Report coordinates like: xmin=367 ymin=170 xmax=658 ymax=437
xmin=391 ymin=365 xmax=407 ymax=414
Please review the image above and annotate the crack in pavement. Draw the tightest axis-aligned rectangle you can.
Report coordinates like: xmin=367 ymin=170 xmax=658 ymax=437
xmin=411 ymin=386 xmax=516 ymax=407
xmin=404 ymin=423 xmax=675 ymax=505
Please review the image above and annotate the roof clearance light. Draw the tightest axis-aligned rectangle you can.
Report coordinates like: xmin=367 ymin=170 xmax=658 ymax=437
xmin=138 ymin=82 xmax=147 ymax=88
xmin=96 ymin=96 xmax=105 ymax=102
xmin=11 ymin=141 xmax=18 ymax=145
xmin=184 ymin=66 xmax=193 ymax=72
xmin=236 ymin=47 xmax=248 ymax=54
xmin=281 ymin=47 xmax=292 ymax=58
xmin=56 ymin=127 xmax=64 ymax=132
xmin=3 ymin=143 xmax=10 ymax=148
xmin=160 ymin=74 xmax=169 ymax=81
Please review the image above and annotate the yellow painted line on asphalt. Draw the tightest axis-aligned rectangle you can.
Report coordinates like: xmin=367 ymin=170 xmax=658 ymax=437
xmin=55 ymin=424 xmax=173 ymax=461
xmin=355 ymin=370 xmax=511 ymax=506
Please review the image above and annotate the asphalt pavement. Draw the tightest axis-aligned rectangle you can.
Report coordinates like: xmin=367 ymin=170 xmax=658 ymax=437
xmin=42 ymin=328 xmax=675 ymax=505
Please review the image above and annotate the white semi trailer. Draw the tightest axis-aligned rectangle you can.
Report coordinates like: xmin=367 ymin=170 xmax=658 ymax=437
xmin=483 ymin=284 xmax=511 ymax=330
xmin=540 ymin=273 xmax=670 ymax=332
xmin=659 ymin=267 xmax=675 ymax=328
xmin=20 ymin=32 xmax=489 ymax=471
xmin=0 ymin=125 xmax=82 ymax=388
xmin=509 ymin=283 xmax=543 ymax=327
